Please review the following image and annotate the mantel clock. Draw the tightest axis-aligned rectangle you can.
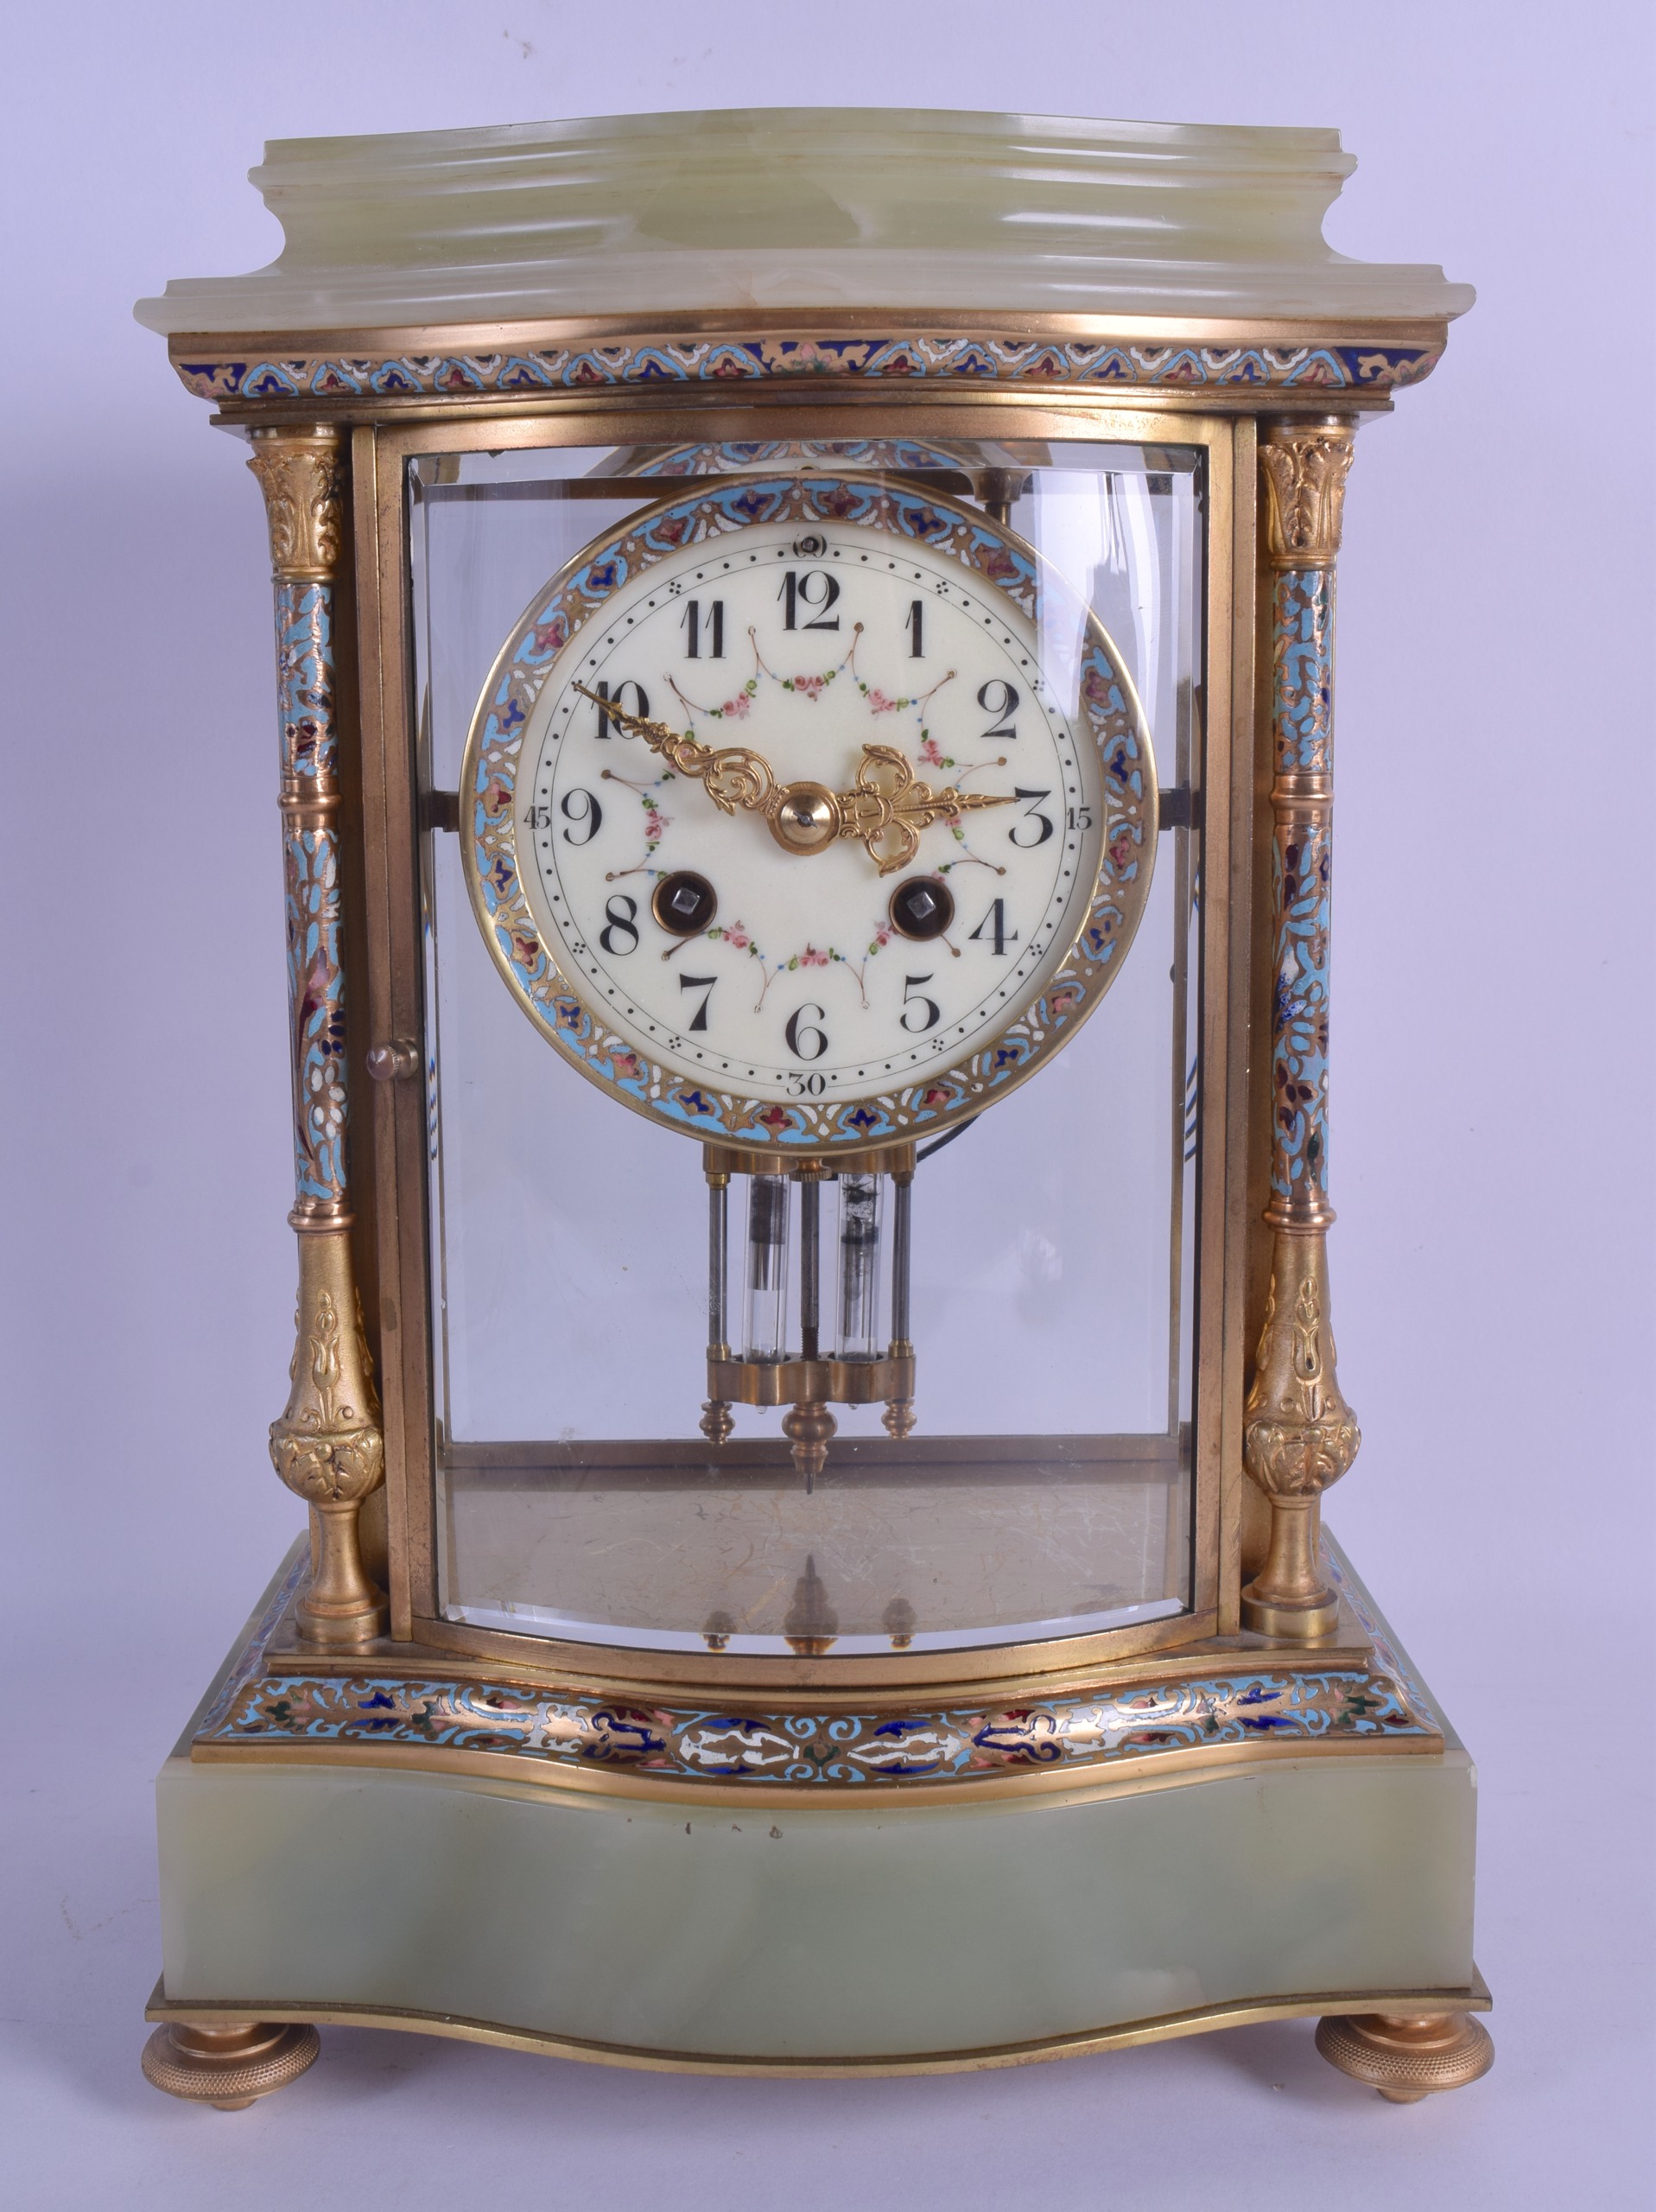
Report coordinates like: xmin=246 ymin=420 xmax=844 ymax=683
xmin=133 ymin=108 xmax=1490 ymax=2110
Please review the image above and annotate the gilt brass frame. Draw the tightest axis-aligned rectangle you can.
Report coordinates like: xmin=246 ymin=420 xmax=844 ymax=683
xmin=242 ymin=367 xmax=1401 ymax=1697
xmin=342 ymin=392 xmax=1256 ymax=1689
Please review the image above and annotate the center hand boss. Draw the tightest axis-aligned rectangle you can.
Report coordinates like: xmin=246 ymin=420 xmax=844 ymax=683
xmin=571 ymin=683 xmax=1012 ymax=875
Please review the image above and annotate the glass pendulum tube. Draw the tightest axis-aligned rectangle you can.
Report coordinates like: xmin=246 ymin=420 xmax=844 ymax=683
xmin=890 ymin=1173 xmax=911 ymax=1347
xmin=699 ymin=1168 xmax=733 ymax=1445
xmin=744 ymin=1173 xmax=791 ymax=1362
xmin=835 ymin=1175 xmax=884 ymax=1358
xmin=884 ymin=1169 xmax=917 ymax=1440
xmin=799 ymin=1174 xmax=821 ymax=1361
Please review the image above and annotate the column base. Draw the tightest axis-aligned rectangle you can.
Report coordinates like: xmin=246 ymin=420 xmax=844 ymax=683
xmin=1315 ymin=2009 xmax=1494 ymax=2101
xmin=140 ymin=2018 xmax=320 ymax=2110
xmin=1240 ymin=1584 xmax=1341 ymax=1641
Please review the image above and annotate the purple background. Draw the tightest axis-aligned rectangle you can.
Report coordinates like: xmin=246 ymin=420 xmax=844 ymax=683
xmin=3 ymin=3 xmax=1650 ymax=2205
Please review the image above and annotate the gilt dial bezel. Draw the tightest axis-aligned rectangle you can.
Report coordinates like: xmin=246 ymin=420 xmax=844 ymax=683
xmin=460 ymin=470 xmax=1158 ymax=1153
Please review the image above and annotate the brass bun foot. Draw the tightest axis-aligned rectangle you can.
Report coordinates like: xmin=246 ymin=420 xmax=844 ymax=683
xmin=141 ymin=2019 xmax=320 ymax=2110
xmin=1315 ymin=2011 xmax=1493 ymax=2102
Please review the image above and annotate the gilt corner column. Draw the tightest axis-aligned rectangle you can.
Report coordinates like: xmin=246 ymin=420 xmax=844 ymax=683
xmin=1241 ymin=416 xmax=1362 ymax=1642
xmin=248 ymin=425 xmax=386 ymax=1646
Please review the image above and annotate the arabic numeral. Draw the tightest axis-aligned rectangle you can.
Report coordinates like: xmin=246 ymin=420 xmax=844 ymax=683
xmin=778 ymin=570 xmax=841 ymax=632
xmin=560 ymin=788 xmax=603 ymax=845
xmin=977 ymin=679 xmax=1018 ymax=741
xmin=682 ymin=599 xmax=725 ymax=658
xmin=599 ymin=894 xmax=639 ymax=955
xmin=788 ymin=1071 xmax=827 ymax=1096
xmin=679 ymin=974 xmax=717 ymax=1033
xmin=1068 ymin=803 xmax=1094 ymax=831
xmin=900 ymin=974 xmax=941 ymax=1033
xmin=785 ymin=1003 xmax=828 ymax=1060
xmin=1008 ymin=788 xmax=1053 ymax=848
xmin=906 ymin=600 xmax=923 ymax=657
xmin=589 ymin=679 xmax=650 ymax=739
xmin=968 ymin=898 xmax=1018 ymax=957
xmin=522 ymin=801 xmax=552 ymax=830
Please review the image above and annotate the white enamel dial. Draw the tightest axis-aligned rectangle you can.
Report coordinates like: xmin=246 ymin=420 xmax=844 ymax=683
xmin=464 ymin=474 xmax=1157 ymax=1150
xmin=519 ymin=526 xmax=1098 ymax=1097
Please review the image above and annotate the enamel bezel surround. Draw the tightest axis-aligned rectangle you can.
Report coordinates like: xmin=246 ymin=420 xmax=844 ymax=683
xmin=461 ymin=471 xmax=1158 ymax=1152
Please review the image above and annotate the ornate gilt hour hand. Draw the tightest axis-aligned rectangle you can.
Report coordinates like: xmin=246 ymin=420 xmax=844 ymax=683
xmin=571 ymin=683 xmax=1011 ymax=875
xmin=572 ymin=683 xmax=779 ymax=815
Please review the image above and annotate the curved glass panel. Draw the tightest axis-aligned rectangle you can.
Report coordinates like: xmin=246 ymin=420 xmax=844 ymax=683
xmin=411 ymin=438 xmax=1203 ymax=1656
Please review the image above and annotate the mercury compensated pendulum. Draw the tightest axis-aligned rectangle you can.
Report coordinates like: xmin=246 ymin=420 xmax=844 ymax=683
xmin=700 ymin=1147 xmax=917 ymax=1490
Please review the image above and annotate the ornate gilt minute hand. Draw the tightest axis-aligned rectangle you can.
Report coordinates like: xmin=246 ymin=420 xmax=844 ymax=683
xmin=835 ymin=744 xmax=1012 ymax=874
xmin=571 ymin=683 xmax=1011 ymax=876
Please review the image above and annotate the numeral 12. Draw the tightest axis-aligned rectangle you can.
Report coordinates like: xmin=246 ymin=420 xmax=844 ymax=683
xmin=778 ymin=570 xmax=841 ymax=631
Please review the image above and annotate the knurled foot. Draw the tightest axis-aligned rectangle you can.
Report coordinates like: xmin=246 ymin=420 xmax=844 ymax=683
xmin=1315 ymin=2011 xmax=1493 ymax=2102
xmin=142 ymin=2019 xmax=320 ymax=2109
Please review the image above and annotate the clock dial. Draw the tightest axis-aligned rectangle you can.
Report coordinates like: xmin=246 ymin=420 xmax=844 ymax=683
xmin=463 ymin=475 xmax=1156 ymax=1152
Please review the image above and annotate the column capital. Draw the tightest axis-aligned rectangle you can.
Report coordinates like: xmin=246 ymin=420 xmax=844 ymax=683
xmin=247 ymin=425 xmax=346 ymax=582
xmin=1259 ymin=417 xmax=1357 ymax=570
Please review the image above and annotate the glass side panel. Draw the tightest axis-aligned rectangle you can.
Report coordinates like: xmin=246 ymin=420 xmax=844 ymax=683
xmin=410 ymin=437 xmax=1204 ymax=1656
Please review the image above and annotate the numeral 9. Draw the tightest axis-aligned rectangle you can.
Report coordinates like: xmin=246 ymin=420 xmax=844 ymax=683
xmin=560 ymin=788 xmax=602 ymax=845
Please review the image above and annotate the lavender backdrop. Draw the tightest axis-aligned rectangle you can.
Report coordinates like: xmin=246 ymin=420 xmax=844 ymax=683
xmin=3 ymin=3 xmax=1650 ymax=2206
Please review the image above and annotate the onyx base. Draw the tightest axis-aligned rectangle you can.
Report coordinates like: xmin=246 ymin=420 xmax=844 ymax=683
xmin=145 ymin=1543 xmax=1489 ymax=2094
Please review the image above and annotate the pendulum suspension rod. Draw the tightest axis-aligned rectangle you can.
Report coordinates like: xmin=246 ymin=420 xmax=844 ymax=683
xmin=699 ymin=1146 xmax=917 ymax=1484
